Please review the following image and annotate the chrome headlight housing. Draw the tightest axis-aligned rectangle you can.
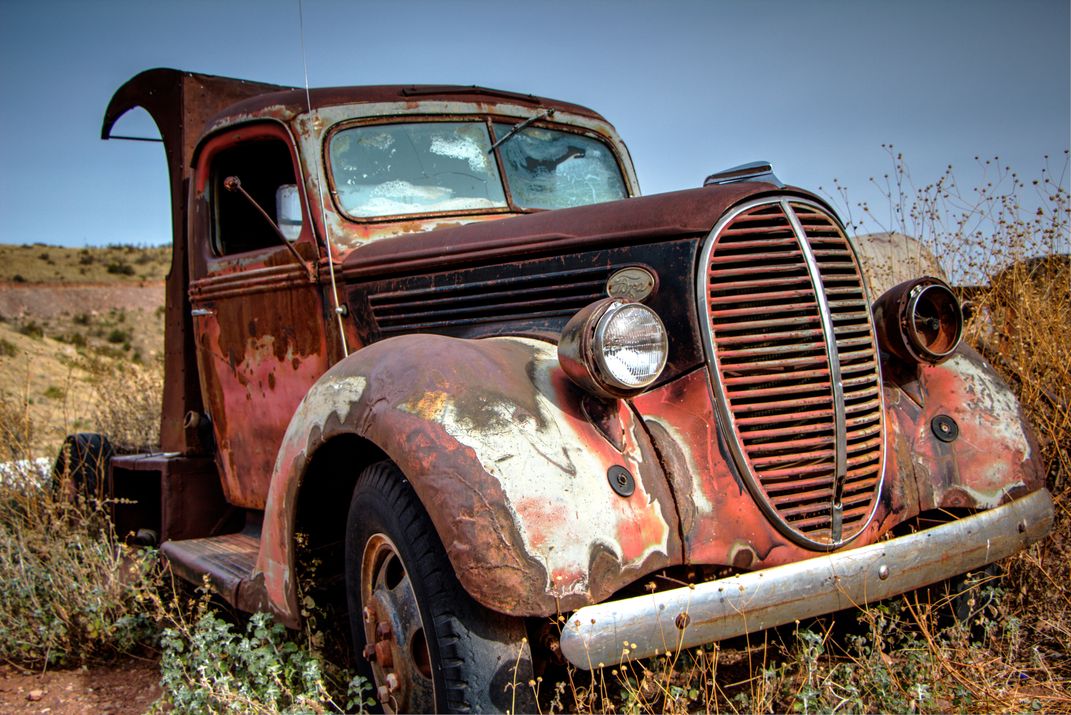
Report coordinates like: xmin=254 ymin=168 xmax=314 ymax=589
xmin=874 ymin=276 xmax=963 ymax=365
xmin=558 ymin=299 xmax=669 ymax=398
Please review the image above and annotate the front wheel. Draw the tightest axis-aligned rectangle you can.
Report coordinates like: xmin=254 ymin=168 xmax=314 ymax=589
xmin=345 ymin=461 xmax=535 ymax=713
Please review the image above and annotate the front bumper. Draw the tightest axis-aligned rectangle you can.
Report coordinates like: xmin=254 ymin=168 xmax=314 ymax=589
xmin=560 ymin=489 xmax=1053 ymax=669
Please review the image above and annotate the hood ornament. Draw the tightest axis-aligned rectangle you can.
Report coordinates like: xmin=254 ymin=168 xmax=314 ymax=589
xmin=704 ymin=160 xmax=783 ymax=188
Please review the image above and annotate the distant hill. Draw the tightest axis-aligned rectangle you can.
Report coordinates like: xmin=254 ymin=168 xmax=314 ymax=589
xmin=0 ymin=243 xmax=168 ymax=455
xmin=0 ymin=243 xmax=169 ymax=284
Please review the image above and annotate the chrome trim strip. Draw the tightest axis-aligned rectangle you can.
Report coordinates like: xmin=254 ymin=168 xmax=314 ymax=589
xmin=787 ymin=197 xmax=888 ymax=547
xmin=560 ymin=489 xmax=1054 ymax=670
xmin=783 ymin=200 xmax=848 ymax=541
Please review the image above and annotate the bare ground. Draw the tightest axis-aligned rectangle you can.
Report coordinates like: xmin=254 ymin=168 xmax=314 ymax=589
xmin=0 ymin=281 xmax=164 ymax=320
xmin=0 ymin=659 xmax=162 ymax=715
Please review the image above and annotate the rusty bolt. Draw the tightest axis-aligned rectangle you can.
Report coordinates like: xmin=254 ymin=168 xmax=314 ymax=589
xmin=377 ymin=684 xmax=390 ymax=702
xmin=675 ymin=612 xmax=690 ymax=630
xmin=362 ymin=644 xmax=377 ymax=662
xmin=878 ymin=564 xmax=890 ymax=580
xmin=363 ymin=606 xmax=376 ymax=624
xmin=386 ymin=673 xmax=400 ymax=693
xmin=376 ymin=621 xmax=393 ymax=641
xmin=374 ymin=640 xmax=394 ymax=669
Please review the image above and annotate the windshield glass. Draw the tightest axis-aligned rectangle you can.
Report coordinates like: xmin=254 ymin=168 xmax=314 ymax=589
xmin=493 ymin=123 xmax=627 ymax=209
xmin=329 ymin=122 xmax=507 ymax=217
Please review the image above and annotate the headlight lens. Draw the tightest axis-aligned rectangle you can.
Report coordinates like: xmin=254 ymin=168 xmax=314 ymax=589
xmin=559 ymin=299 xmax=669 ymax=398
xmin=597 ymin=303 xmax=669 ymax=389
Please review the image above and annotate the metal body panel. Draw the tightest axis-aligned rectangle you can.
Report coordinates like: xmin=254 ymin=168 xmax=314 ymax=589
xmin=99 ymin=71 xmax=1051 ymax=655
xmin=559 ymin=488 xmax=1054 ymax=669
xmin=259 ymin=334 xmax=681 ymax=624
xmin=191 ymin=276 xmax=332 ymax=508
xmin=188 ymin=122 xmax=335 ymax=508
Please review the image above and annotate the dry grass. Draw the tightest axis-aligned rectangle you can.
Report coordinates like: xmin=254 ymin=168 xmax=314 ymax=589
xmin=0 ymin=409 xmax=160 ymax=668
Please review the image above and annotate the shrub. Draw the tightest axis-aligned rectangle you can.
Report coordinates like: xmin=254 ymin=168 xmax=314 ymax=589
xmin=106 ymin=261 xmax=135 ymax=276
xmin=0 ymin=440 xmax=159 ymax=667
xmin=0 ymin=393 xmax=33 ymax=462
xmin=17 ymin=320 xmax=44 ymax=339
xmin=60 ymin=332 xmax=87 ymax=348
xmin=106 ymin=328 xmax=131 ymax=344
xmin=0 ymin=338 xmax=17 ymax=357
xmin=87 ymin=359 xmax=162 ymax=452
xmin=157 ymin=610 xmax=372 ymax=714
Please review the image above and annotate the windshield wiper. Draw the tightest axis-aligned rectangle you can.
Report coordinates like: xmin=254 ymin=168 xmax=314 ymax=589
xmin=488 ymin=108 xmax=556 ymax=153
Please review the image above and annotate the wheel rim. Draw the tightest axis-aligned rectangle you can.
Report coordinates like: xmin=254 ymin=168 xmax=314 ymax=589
xmin=361 ymin=533 xmax=435 ymax=713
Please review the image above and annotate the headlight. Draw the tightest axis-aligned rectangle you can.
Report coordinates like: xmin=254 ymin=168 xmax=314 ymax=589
xmin=874 ymin=277 xmax=963 ymax=365
xmin=558 ymin=299 xmax=669 ymax=398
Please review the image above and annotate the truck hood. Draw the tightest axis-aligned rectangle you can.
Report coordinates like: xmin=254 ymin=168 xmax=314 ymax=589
xmin=340 ymin=183 xmax=829 ymax=281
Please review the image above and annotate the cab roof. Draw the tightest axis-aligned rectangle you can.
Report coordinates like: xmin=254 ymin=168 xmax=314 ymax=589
xmin=210 ymin=83 xmax=609 ymax=126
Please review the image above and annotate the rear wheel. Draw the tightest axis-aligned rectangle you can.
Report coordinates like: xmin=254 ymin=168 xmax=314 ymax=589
xmin=52 ymin=432 xmax=113 ymax=501
xmin=345 ymin=461 xmax=535 ymax=713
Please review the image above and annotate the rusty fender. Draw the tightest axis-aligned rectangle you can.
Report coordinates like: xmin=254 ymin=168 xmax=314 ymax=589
xmin=888 ymin=344 xmax=1047 ymax=512
xmin=258 ymin=334 xmax=682 ymax=625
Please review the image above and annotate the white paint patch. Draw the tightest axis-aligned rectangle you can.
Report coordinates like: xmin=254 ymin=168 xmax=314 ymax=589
xmin=308 ymin=375 xmax=369 ymax=430
xmin=274 ymin=375 xmax=369 ymax=477
xmin=643 ymin=416 xmax=714 ymax=515
xmin=429 ymin=338 xmax=670 ymax=598
xmin=947 ymin=354 xmax=1032 ymax=459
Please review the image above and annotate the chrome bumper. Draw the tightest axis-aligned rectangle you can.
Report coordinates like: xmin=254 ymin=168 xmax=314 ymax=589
xmin=560 ymin=489 xmax=1053 ymax=669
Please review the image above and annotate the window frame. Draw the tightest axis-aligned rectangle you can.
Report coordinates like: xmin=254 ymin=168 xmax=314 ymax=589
xmin=194 ymin=122 xmax=315 ymax=259
xmin=323 ymin=115 xmax=631 ymax=224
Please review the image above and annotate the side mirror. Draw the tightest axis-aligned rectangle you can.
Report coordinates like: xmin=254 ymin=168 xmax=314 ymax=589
xmin=276 ymin=185 xmax=302 ymax=241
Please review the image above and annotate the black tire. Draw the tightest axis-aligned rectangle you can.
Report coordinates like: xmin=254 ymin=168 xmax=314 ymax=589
xmin=345 ymin=461 xmax=535 ymax=714
xmin=52 ymin=432 xmax=113 ymax=502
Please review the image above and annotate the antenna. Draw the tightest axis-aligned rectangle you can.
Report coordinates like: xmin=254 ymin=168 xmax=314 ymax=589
xmin=298 ymin=0 xmax=350 ymax=357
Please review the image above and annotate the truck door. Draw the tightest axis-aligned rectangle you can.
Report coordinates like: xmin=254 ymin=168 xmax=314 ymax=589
xmin=189 ymin=123 xmax=331 ymax=509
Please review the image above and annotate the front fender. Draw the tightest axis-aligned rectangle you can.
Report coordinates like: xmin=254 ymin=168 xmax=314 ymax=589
xmin=258 ymin=334 xmax=681 ymax=624
xmin=907 ymin=344 xmax=1046 ymax=509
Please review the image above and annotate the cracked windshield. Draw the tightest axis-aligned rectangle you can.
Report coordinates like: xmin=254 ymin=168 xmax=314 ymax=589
xmin=493 ymin=123 xmax=627 ymax=209
xmin=329 ymin=120 xmax=627 ymax=218
xmin=330 ymin=122 xmax=507 ymax=218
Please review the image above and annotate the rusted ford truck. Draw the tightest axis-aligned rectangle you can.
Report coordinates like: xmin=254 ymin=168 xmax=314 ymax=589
xmin=76 ymin=68 xmax=1051 ymax=712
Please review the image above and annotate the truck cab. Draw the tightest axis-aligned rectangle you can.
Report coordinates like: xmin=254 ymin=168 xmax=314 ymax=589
xmin=79 ymin=68 xmax=1052 ymax=713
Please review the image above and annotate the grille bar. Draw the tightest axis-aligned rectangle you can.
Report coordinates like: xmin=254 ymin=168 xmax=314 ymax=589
xmin=698 ymin=198 xmax=885 ymax=549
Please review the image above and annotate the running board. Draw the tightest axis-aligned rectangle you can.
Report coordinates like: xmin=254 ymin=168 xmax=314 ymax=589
xmin=161 ymin=528 xmax=268 ymax=612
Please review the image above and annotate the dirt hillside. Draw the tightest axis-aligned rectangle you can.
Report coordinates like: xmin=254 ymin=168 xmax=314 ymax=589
xmin=0 ymin=244 xmax=166 ymax=457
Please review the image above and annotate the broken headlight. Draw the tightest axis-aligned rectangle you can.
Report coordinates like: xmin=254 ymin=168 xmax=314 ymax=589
xmin=874 ymin=277 xmax=963 ymax=365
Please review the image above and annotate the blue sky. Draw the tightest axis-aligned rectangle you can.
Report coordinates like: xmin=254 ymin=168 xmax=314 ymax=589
xmin=0 ymin=0 xmax=1067 ymax=248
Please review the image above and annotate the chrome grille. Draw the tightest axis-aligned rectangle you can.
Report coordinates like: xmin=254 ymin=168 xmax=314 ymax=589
xmin=700 ymin=198 xmax=885 ymax=548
